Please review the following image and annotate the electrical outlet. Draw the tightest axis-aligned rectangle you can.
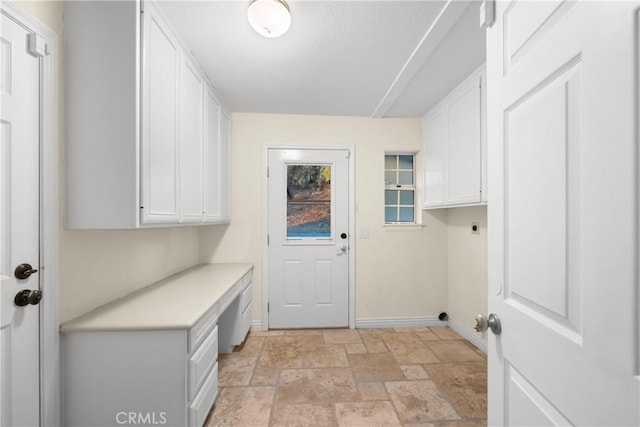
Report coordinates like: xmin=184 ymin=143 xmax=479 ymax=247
xmin=471 ymin=222 xmax=480 ymax=234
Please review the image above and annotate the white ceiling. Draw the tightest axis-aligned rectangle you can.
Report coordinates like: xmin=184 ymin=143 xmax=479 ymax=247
xmin=156 ymin=0 xmax=486 ymax=118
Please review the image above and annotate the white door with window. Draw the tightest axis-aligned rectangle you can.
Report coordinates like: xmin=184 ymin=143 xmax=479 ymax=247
xmin=1 ymin=12 xmax=43 ymax=427
xmin=267 ymin=148 xmax=350 ymax=328
xmin=487 ymin=1 xmax=639 ymax=425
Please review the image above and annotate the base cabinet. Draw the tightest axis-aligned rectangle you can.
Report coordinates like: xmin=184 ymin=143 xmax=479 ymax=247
xmin=61 ymin=264 xmax=253 ymax=427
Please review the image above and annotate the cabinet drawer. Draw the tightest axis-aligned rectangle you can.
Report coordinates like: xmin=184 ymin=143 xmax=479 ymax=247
xmin=218 ymin=280 xmax=242 ymax=313
xmin=188 ymin=325 xmax=218 ymax=401
xmin=240 ymin=282 xmax=252 ymax=313
xmin=188 ymin=361 xmax=218 ymax=427
xmin=241 ymin=302 xmax=251 ymax=342
xmin=188 ymin=303 xmax=218 ymax=354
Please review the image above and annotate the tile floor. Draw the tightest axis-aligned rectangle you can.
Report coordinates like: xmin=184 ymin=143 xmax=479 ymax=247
xmin=205 ymin=327 xmax=486 ymax=427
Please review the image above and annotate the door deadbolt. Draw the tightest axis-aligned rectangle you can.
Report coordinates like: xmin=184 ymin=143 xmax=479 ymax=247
xmin=475 ymin=313 xmax=502 ymax=335
xmin=15 ymin=263 xmax=38 ymax=280
xmin=14 ymin=289 xmax=43 ymax=307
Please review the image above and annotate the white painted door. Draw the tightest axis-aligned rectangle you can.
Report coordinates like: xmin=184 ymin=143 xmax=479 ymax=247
xmin=268 ymin=149 xmax=350 ymax=328
xmin=1 ymin=13 xmax=42 ymax=427
xmin=487 ymin=1 xmax=640 ymax=425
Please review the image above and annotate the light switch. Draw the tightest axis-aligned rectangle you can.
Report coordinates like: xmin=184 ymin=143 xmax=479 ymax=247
xmin=359 ymin=228 xmax=369 ymax=239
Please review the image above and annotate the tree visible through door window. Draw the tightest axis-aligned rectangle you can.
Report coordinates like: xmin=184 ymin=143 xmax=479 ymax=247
xmin=287 ymin=164 xmax=332 ymax=238
xmin=384 ymin=154 xmax=415 ymax=224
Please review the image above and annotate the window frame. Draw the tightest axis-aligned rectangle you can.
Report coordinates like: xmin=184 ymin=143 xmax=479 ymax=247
xmin=384 ymin=153 xmax=417 ymax=225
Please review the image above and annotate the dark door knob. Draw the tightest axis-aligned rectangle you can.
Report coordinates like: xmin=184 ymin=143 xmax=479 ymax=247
xmin=14 ymin=289 xmax=42 ymax=307
xmin=15 ymin=263 xmax=38 ymax=280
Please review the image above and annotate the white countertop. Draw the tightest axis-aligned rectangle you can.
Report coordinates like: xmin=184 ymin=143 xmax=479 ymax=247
xmin=60 ymin=263 xmax=254 ymax=333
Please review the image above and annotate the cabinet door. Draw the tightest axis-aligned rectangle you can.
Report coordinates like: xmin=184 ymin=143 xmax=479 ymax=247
xmin=218 ymin=110 xmax=231 ymax=221
xmin=204 ymin=90 xmax=221 ymax=222
xmin=141 ymin=5 xmax=180 ymax=224
xmin=179 ymin=57 xmax=205 ymax=223
xmin=446 ymin=77 xmax=482 ymax=205
xmin=423 ymin=109 xmax=447 ymax=207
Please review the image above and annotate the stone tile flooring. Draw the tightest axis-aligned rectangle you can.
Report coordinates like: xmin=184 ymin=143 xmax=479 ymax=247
xmin=205 ymin=327 xmax=486 ymax=427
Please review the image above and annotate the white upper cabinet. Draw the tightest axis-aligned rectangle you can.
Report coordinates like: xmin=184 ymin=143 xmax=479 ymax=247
xmin=204 ymin=90 xmax=221 ymax=223
xmin=65 ymin=0 xmax=231 ymax=229
xmin=422 ymin=65 xmax=486 ymax=209
xmin=179 ymin=57 xmax=205 ymax=223
xmin=218 ymin=110 xmax=231 ymax=220
xmin=141 ymin=5 xmax=180 ymax=225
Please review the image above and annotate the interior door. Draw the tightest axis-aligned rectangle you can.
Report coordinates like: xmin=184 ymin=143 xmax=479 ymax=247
xmin=486 ymin=1 xmax=639 ymax=425
xmin=0 ymin=12 xmax=42 ymax=427
xmin=268 ymin=148 xmax=350 ymax=328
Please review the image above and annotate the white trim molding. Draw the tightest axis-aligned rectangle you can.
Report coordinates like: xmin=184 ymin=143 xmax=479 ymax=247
xmin=355 ymin=316 xmax=445 ymax=329
xmin=1 ymin=2 xmax=60 ymax=426
xmin=448 ymin=317 xmax=487 ymax=354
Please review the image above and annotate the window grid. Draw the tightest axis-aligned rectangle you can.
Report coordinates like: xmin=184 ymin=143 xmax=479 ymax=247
xmin=384 ymin=154 xmax=416 ymax=224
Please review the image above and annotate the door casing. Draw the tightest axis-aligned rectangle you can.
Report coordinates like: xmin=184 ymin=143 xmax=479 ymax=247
xmin=1 ymin=2 xmax=59 ymax=425
xmin=262 ymin=145 xmax=356 ymax=330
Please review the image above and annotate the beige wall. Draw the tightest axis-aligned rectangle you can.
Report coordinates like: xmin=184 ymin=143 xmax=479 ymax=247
xmin=447 ymin=206 xmax=487 ymax=339
xmin=200 ymin=113 xmax=450 ymax=324
xmin=16 ymin=1 xmax=202 ymax=323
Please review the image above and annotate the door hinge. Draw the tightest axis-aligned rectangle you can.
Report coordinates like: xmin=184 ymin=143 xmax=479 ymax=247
xmin=345 ymin=152 xmax=351 ymax=159
xmin=140 ymin=0 xmax=145 ymax=13
xmin=268 ymin=303 xmax=270 ymax=313
xmin=267 ymin=167 xmax=270 ymax=178
xmin=267 ymin=234 xmax=270 ymax=246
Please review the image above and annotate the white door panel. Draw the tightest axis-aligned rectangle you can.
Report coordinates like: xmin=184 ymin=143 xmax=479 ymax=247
xmin=204 ymin=91 xmax=220 ymax=222
xmin=268 ymin=149 xmax=349 ymax=328
xmin=141 ymin=5 xmax=180 ymax=224
xmin=487 ymin=1 xmax=639 ymax=425
xmin=179 ymin=58 xmax=204 ymax=223
xmin=0 ymin=13 xmax=41 ymax=426
xmin=447 ymin=80 xmax=481 ymax=204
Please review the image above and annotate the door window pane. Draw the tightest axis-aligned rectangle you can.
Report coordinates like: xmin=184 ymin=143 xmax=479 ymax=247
xmin=287 ymin=165 xmax=331 ymax=238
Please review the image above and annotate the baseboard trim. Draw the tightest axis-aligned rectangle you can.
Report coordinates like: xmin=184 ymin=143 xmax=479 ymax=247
xmin=355 ymin=316 xmax=445 ymax=329
xmin=251 ymin=320 xmax=265 ymax=331
xmin=448 ymin=317 xmax=487 ymax=354
xmin=252 ymin=317 xmax=487 ymax=354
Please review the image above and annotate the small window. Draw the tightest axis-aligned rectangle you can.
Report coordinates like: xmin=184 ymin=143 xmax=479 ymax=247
xmin=384 ymin=154 xmax=415 ymax=224
xmin=286 ymin=164 xmax=332 ymax=238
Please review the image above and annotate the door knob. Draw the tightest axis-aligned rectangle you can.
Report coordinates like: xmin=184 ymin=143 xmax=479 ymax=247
xmin=14 ymin=289 xmax=43 ymax=307
xmin=475 ymin=313 xmax=502 ymax=335
xmin=15 ymin=263 xmax=38 ymax=280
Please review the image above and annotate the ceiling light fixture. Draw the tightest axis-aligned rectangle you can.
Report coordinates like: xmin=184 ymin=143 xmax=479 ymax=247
xmin=247 ymin=0 xmax=291 ymax=38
